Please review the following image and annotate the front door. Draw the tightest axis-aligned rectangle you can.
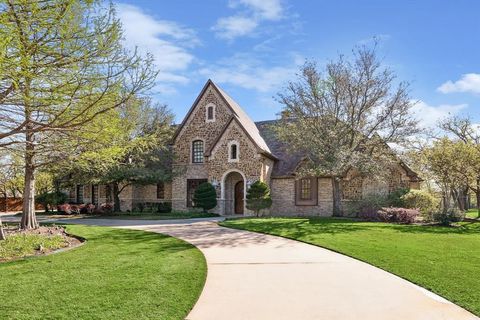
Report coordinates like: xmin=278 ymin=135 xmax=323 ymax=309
xmin=234 ymin=181 xmax=244 ymax=214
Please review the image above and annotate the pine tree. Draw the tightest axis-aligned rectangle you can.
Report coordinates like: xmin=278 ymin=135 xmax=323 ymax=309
xmin=246 ymin=181 xmax=272 ymax=217
xmin=193 ymin=183 xmax=217 ymax=213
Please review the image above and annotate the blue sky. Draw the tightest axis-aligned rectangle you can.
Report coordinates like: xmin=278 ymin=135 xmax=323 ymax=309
xmin=115 ymin=0 xmax=480 ymax=128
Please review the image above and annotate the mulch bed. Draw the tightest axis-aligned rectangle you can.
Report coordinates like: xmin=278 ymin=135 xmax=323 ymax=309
xmin=1 ymin=225 xmax=83 ymax=262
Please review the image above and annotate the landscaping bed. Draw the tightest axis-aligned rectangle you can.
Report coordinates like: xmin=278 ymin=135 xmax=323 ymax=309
xmin=0 ymin=225 xmax=82 ymax=261
xmin=221 ymin=217 xmax=480 ymax=316
xmin=0 ymin=225 xmax=206 ymax=320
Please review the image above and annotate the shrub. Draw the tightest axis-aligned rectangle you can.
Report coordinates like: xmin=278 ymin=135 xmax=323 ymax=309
xmin=377 ymin=207 xmax=419 ymax=224
xmin=246 ymin=181 xmax=272 ymax=217
xmin=433 ymin=209 xmax=465 ymax=226
xmin=386 ymin=188 xmax=410 ymax=207
xmin=401 ymin=190 xmax=438 ymax=219
xmin=358 ymin=207 xmax=419 ymax=224
xmin=36 ymin=191 xmax=68 ymax=212
xmin=157 ymin=202 xmax=172 ymax=213
xmin=348 ymin=194 xmax=388 ymax=218
xmin=100 ymin=202 xmax=113 ymax=213
xmin=193 ymin=182 xmax=217 ymax=213
xmin=57 ymin=203 xmax=72 ymax=214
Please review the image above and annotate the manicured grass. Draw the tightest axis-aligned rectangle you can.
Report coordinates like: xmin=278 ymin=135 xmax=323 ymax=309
xmin=466 ymin=208 xmax=479 ymax=219
xmin=0 ymin=225 xmax=206 ymax=320
xmin=0 ymin=233 xmax=66 ymax=260
xmin=221 ymin=217 xmax=480 ymax=316
xmin=90 ymin=211 xmax=219 ymax=220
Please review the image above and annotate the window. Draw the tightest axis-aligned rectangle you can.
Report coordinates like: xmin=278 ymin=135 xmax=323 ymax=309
xmin=228 ymin=141 xmax=239 ymax=162
xmin=187 ymin=179 xmax=207 ymax=207
xmin=92 ymin=185 xmax=99 ymax=205
xmin=295 ymin=178 xmax=318 ymax=205
xmin=192 ymin=140 xmax=204 ymax=163
xmin=300 ymin=178 xmax=312 ymax=200
xmin=76 ymin=185 xmax=84 ymax=203
xmin=157 ymin=182 xmax=165 ymax=199
xmin=207 ymin=106 xmax=214 ymax=120
xmin=206 ymin=103 xmax=215 ymax=122
xmin=231 ymin=144 xmax=237 ymax=159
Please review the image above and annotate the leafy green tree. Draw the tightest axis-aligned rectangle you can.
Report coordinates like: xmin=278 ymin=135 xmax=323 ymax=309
xmin=246 ymin=181 xmax=272 ymax=217
xmin=193 ymin=182 xmax=217 ymax=213
xmin=36 ymin=191 xmax=67 ymax=213
xmin=0 ymin=1 xmax=156 ymax=229
xmin=275 ymin=45 xmax=418 ymax=216
xmin=58 ymin=99 xmax=175 ymax=212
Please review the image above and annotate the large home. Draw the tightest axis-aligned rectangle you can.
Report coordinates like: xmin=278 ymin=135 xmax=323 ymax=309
xmin=68 ymin=80 xmax=421 ymax=215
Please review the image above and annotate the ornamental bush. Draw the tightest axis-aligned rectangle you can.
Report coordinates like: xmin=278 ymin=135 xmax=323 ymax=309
xmin=246 ymin=181 xmax=272 ymax=217
xmin=193 ymin=182 xmax=217 ymax=213
xmin=358 ymin=207 xmax=419 ymax=224
xmin=433 ymin=208 xmax=465 ymax=226
xmin=401 ymin=190 xmax=438 ymax=220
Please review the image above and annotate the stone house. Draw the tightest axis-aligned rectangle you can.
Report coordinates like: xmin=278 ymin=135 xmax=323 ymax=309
xmin=68 ymin=80 xmax=421 ymax=215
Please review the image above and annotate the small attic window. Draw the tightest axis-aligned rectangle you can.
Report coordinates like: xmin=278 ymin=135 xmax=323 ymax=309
xmin=206 ymin=103 xmax=215 ymax=122
xmin=228 ymin=141 xmax=239 ymax=162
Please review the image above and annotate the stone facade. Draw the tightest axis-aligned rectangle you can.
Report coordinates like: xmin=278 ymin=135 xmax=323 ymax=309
xmin=66 ymin=80 xmax=421 ymax=216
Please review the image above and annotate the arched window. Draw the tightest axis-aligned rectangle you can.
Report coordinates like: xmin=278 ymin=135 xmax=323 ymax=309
xmin=228 ymin=141 xmax=239 ymax=162
xmin=231 ymin=144 xmax=237 ymax=160
xmin=192 ymin=140 xmax=204 ymax=163
xmin=206 ymin=103 xmax=215 ymax=122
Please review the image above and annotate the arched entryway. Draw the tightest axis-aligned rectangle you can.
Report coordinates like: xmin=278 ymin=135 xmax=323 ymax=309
xmin=221 ymin=170 xmax=245 ymax=215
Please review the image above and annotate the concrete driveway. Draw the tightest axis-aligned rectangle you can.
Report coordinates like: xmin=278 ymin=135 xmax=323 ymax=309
xmin=63 ymin=218 xmax=477 ymax=320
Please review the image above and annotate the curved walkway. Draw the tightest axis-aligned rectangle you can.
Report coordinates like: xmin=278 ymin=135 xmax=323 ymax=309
xmin=65 ymin=218 xmax=477 ymax=320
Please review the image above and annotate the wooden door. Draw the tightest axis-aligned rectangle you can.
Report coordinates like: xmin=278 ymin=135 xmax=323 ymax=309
xmin=234 ymin=181 xmax=244 ymax=214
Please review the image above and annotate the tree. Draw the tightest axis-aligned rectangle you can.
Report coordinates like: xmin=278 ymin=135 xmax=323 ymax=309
xmin=440 ymin=116 xmax=480 ymax=216
xmin=422 ymin=138 xmax=471 ymax=212
xmin=59 ymin=99 xmax=175 ymax=212
xmin=0 ymin=1 xmax=156 ymax=229
xmin=193 ymin=182 xmax=217 ymax=213
xmin=246 ymin=181 xmax=272 ymax=217
xmin=275 ymin=45 xmax=418 ymax=216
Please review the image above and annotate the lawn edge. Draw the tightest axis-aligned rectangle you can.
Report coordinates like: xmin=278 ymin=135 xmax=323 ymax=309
xmin=218 ymin=219 xmax=479 ymax=317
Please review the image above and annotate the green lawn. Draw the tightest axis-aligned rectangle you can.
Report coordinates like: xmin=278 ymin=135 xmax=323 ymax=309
xmin=0 ymin=225 xmax=206 ymax=320
xmin=221 ymin=217 xmax=480 ymax=316
xmin=466 ymin=208 xmax=479 ymax=219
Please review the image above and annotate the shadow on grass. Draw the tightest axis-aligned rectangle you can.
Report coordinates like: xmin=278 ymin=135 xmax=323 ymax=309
xmin=225 ymin=216 xmax=480 ymax=237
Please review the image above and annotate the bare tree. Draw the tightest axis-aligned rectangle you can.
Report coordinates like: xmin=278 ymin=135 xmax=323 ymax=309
xmin=276 ymin=45 xmax=418 ymax=216
xmin=0 ymin=1 xmax=157 ymax=229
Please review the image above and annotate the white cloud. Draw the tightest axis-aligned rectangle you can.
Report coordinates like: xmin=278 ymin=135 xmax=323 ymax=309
xmin=116 ymin=3 xmax=199 ymax=89
xmin=437 ymin=73 xmax=480 ymax=94
xmin=198 ymin=53 xmax=299 ymax=92
xmin=212 ymin=16 xmax=258 ymax=40
xmin=213 ymin=0 xmax=284 ymax=40
xmin=411 ymin=100 xmax=468 ymax=128
xmin=230 ymin=0 xmax=284 ymax=20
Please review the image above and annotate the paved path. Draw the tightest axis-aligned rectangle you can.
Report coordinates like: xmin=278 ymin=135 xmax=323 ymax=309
xmin=63 ymin=218 xmax=477 ymax=320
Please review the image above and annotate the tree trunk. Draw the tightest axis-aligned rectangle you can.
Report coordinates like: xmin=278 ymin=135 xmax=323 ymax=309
xmin=112 ymin=183 xmax=121 ymax=212
xmin=332 ymin=176 xmax=344 ymax=217
xmin=21 ymin=132 xmax=38 ymax=230
xmin=0 ymin=217 xmax=5 ymax=240
xmin=477 ymin=178 xmax=480 ymax=218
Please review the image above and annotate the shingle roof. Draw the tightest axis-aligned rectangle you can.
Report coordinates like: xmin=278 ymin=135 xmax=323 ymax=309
xmin=214 ymin=84 xmax=272 ymax=155
xmin=255 ymin=119 xmax=303 ymax=177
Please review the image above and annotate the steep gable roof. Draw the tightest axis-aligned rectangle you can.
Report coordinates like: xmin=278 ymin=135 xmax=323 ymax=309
xmin=173 ymin=79 xmax=273 ymax=157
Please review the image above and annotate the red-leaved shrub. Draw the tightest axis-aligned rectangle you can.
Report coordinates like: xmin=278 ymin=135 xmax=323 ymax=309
xmin=358 ymin=207 xmax=419 ymax=224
